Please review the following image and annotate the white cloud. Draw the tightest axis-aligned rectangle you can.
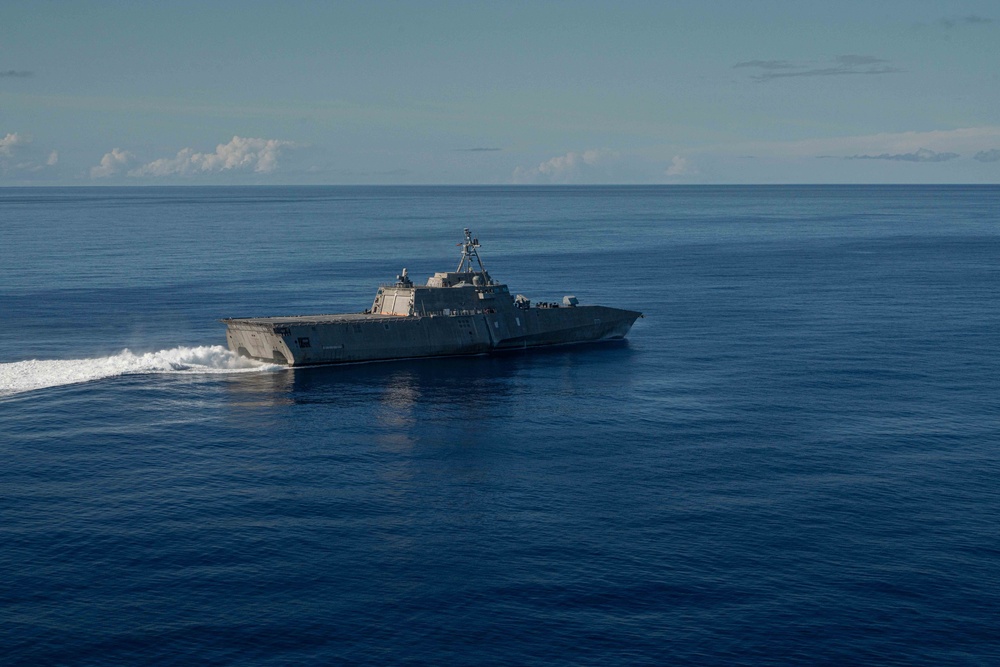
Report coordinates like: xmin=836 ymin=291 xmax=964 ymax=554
xmin=0 ymin=133 xmax=59 ymax=176
xmin=512 ymin=150 xmax=695 ymax=184
xmin=128 ymin=136 xmax=295 ymax=177
xmin=665 ymin=155 xmax=695 ymax=177
xmin=511 ymin=150 xmax=608 ymax=184
xmin=90 ymin=148 xmax=135 ymax=178
xmin=0 ymin=132 xmax=29 ymax=156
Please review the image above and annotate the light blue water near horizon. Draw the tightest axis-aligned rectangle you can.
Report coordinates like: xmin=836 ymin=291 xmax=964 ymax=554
xmin=1 ymin=185 xmax=999 ymax=665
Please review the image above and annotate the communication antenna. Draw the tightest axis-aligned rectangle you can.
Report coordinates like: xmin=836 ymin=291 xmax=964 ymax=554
xmin=456 ymin=228 xmax=489 ymax=277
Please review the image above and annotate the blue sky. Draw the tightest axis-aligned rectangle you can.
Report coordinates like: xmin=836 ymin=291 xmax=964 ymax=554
xmin=2 ymin=0 xmax=999 ymax=184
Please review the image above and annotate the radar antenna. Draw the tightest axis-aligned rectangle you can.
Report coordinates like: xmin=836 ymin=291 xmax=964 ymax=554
xmin=456 ymin=228 xmax=489 ymax=277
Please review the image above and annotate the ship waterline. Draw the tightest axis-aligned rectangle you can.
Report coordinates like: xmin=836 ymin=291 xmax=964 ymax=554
xmin=223 ymin=230 xmax=641 ymax=366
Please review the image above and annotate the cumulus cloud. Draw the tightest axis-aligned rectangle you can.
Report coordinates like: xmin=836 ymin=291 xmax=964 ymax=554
xmin=0 ymin=132 xmax=61 ymax=176
xmin=512 ymin=150 xmax=608 ymax=184
xmin=0 ymin=70 xmax=32 ymax=78
xmin=0 ymin=132 xmax=29 ymax=156
xmin=128 ymin=136 xmax=295 ymax=177
xmin=513 ymin=150 xmax=686 ymax=184
xmin=973 ymin=149 xmax=1000 ymax=163
xmin=90 ymin=148 xmax=136 ymax=178
xmin=736 ymin=55 xmax=901 ymax=81
xmin=665 ymin=156 xmax=695 ymax=177
xmin=845 ymin=147 xmax=959 ymax=162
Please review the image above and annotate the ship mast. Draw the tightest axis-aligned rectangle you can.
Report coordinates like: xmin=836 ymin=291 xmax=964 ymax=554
xmin=456 ymin=228 xmax=489 ymax=277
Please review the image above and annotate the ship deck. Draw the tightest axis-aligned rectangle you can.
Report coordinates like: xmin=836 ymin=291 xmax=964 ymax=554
xmin=223 ymin=312 xmax=401 ymax=326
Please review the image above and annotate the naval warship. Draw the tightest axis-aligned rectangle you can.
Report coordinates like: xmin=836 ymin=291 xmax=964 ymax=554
xmin=222 ymin=229 xmax=642 ymax=366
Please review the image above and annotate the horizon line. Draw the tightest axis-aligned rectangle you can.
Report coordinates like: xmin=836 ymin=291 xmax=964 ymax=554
xmin=2 ymin=182 xmax=998 ymax=189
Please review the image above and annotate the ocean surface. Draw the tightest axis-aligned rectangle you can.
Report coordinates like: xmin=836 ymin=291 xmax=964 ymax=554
xmin=1 ymin=185 xmax=998 ymax=666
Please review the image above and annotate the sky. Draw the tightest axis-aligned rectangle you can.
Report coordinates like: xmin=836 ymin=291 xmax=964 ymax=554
xmin=2 ymin=0 xmax=999 ymax=185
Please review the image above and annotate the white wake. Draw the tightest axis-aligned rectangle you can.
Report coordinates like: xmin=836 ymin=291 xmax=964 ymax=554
xmin=0 ymin=345 xmax=281 ymax=397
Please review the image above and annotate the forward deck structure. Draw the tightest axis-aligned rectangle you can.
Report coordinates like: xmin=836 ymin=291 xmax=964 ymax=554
xmin=222 ymin=230 xmax=642 ymax=366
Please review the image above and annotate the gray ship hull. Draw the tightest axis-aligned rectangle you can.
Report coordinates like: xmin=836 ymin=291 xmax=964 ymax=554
xmin=224 ymin=305 xmax=640 ymax=367
xmin=223 ymin=229 xmax=641 ymax=367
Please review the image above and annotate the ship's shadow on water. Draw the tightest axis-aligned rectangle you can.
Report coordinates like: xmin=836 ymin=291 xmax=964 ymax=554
xmin=226 ymin=340 xmax=642 ymax=418
xmin=287 ymin=339 xmax=635 ymax=404
xmin=220 ymin=339 xmax=637 ymax=414
xmin=220 ymin=340 xmax=638 ymax=455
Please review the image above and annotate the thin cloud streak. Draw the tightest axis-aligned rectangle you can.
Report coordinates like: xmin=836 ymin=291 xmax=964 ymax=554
xmin=0 ymin=70 xmax=33 ymax=78
xmin=938 ymin=15 xmax=993 ymax=28
xmin=836 ymin=55 xmax=888 ymax=66
xmin=733 ymin=60 xmax=796 ymax=70
xmin=845 ymin=148 xmax=959 ymax=162
xmin=716 ymin=127 xmax=1000 ymax=161
xmin=735 ymin=55 xmax=901 ymax=82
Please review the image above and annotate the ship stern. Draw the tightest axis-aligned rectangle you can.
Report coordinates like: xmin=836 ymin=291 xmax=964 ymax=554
xmin=223 ymin=320 xmax=297 ymax=365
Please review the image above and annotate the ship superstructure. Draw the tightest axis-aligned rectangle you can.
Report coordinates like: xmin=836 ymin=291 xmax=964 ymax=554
xmin=223 ymin=229 xmax=641 ymax=366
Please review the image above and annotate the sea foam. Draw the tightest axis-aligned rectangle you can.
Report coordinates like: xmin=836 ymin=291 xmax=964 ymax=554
xmin=0 ymin=345 xmax=280 ymax=397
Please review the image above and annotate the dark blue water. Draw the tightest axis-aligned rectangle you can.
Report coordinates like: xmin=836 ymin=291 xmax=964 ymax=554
xmin=2 ymin=186 xmax=999 ymax=665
